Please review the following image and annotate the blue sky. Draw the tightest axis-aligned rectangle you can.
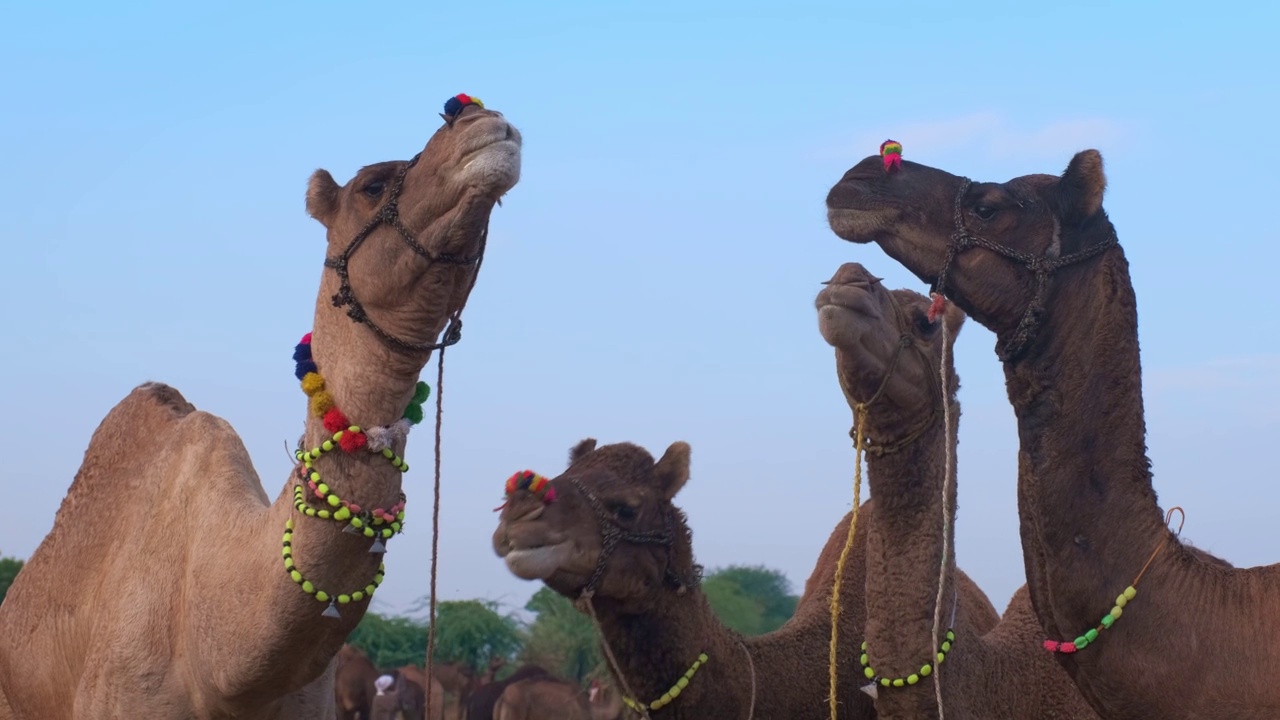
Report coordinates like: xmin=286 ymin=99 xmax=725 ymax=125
xmin=3 ymin=0 xmax=1277 ymax=620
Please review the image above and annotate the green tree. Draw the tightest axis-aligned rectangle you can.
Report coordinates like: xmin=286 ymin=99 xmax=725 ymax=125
xmin=347 ymin=611 xmax=428 ymax=669
xmin=521 ymin=587 xmax=601 ymax=683
xmin=703 ymin=565 xmax=798 ymax=636
xmin=0 ymin=556 xmax=23 ymax=607
xmin=349 ymin=599 xmax=524 ymax=671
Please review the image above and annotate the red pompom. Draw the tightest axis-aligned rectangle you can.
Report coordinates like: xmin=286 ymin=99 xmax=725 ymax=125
xmin=1059 ymin=642 xmax=1077 ymax=654
xmin=301 ymin=332 xmax=312 ymax=344
xmin=927 ymin=293 xmax=948 ymax=324
xmin=323 ymin=408 xmax=349 ymax=434
xmin=1043 ymin=640 xmax=1060 ymax=652
xmin=544 ymin=487 xmax=558 ymax=503
xmin=339 ymin=431 xmax=367 ymax=453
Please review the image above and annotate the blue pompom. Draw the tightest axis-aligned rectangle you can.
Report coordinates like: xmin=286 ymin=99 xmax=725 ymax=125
xmin=443 ymin=96 xmax=463 ymax=118
xmin=294 ymin=360 xmax=318 ymax=380
xmin=292 ymin=344 xmax=312 ymax=362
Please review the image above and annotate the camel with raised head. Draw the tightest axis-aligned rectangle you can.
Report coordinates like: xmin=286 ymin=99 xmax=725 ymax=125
xmin=816 ymin=262 xmax=1098 ymax=719
xmin=0 ymin=94 xmax=521 ymax=718
xmin=826 ymin=146 xmax=1268 ymax=718
xmin=493 ymin=439 xmax=1001 ymax=718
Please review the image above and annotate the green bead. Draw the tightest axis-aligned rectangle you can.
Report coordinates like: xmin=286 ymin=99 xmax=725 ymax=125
xmin=317 ymin=483 xmax=329 ymax=495
xmin=364 ymin=584 xmax=377 ymax=595
xmin=381 ymin=529 xmax=392 ymax=538
xmin=310 ymin=472 xmax=320 ymax=482
xmin=315 ymin=591 xmax=329 ymax=602
xmin=859 ymin=653 xmax=868 ymax=666
xmin=864 ymin=667 xmax=875 ymax=679
xmin=937 ymin=653 xmax=945 ymax=664
xmin=1101 ymin=614 xmax=1115 ymax=628
xmin=302 ymin=581 xmax=315 ymax=594
xmin=892 ymin=678 xmax=905 ymax=688
xmin=338 ymin=594 xmax=351 ymax=605
xmin=1085 ymin=628 xmax=1099 ymax=642
xmin=880 ymin=678 xmax=891 ymax=687
xmin=363 ymin=528 xmax=375 ymax=538
xmin=860 ymin=641 xmax=867 ymax=651
xmin=941 ymin=641 xmax=951 ymax=653
xmin=327 ymin=495 xmax=341 ymax=507
xmin=352 ymin=591 xmax=364 ymax=602
xmin=286 ymin=519 xmax=294 ymax=531
xmin=290 ymin=570 xmax=303 ymax=583
xmin=668 ymin=685 xmax=682 ymax=699
xmin=281 ymin=547 xmax=291 ymax=557
xmin=284 ymin=557 xmax=294 ymax=569
xmin=305 ymin=508 xmax=316 ymax=516
xmin=334 ymin=507 xmax=351 ymax=521
xmin=698 ymin=653 xmax=708 ymax=663
xmin=1074 ymin=636 xmax=1088 ymax=649
xmin=322 ymin=440 xmax=334 ymax=452
xmin=318 ymin=510 xmax=330 ymax=519
xmin=351 ymin=518 xmax=364 ymax=528
xmin=946 ymin=631 xmax=955 ymax=642
xmin=373 ymin=573 xmax=385 ymax=584
xmin=390 ymin=522 xmax=401 ymax=532
xmin=676 ymin=677 xmax=688 ymax=689
xmin=907 ymin=674 xmax=919 ymax=685
xmin=920 ymin=664 xmax=932 ymax=677
xmin=382 ymin=448 xmax=394 ymax=459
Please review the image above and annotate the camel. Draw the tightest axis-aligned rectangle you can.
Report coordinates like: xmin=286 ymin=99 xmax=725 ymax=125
xmin=0 ymin=94 xmax=522 ymax=719
xmin=371 ymin=668 xmax=445 ymax=720
xmin=825 ymin=147 xmax=1274 ymax=719
xmin=462 ymin=664 xmax=549 ymax=720
xmin=493 ymin=439 xmax=1002 ymax=719
xmin=586 ymin=680 xmax=626 ymax=720
xmin=493 ymin=675 xmax=592 ymax=720
xmin=816 ymin=262 xmax=1098 ymax=719
xmin=336 ymin=644 xmax=381 ymax=720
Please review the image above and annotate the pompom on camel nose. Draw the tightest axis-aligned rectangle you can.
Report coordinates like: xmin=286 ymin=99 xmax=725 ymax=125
xmin=441 ymin=92 xmax=486 ymax=123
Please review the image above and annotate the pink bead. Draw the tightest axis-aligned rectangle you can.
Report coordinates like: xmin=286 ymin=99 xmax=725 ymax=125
xmin=314 ymin=488 xmax=325 ymax=499
xmin=1060 ymin=642 xmax=1077 ymax=654
xmin=1043 ymin=640 xmax=1060 ymax=652
xmin=348 ymin=504 xmax=361 ymax=513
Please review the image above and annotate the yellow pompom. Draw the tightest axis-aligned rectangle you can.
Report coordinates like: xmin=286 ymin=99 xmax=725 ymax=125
xmin=300 ymin=372 xmax=326 ymax=396
xmin=310 ymin=391 xmax=335 ymax=417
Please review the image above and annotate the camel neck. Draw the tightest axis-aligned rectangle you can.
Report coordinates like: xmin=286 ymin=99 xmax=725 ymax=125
xmin=1003 ymin=247 xmax=1169 ymax=637
xmin=861 ymin=404 xmax=956 ymax=719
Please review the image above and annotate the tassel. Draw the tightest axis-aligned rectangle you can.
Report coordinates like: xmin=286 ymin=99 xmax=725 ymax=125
xmin=860 ymin=682 xmax=878 ymax=699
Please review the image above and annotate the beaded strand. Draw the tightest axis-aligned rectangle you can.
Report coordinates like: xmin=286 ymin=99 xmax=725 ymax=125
xmin=1043 ymin=586 xmax=1136 ymax=653
xmin=293 ymin=428 xmax=408 ymax=540
xmin=282 ymin=519 xmax=386 ymax=618
xmin=622 ymin=652 xmax=708 ymax=713
xmin=860 ymin=630 xmax=955 ymax=689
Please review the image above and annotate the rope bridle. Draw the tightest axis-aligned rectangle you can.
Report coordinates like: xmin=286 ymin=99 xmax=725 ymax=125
xmin=569 ymin=478 xmax=692 ymax=599
xmin=932 ymin=178 xmax=1118 ymax=362
xmin=323 ymin=152 xmax=488 ymax=355
xmin=837 ymin=285 xmax=942 ymax=457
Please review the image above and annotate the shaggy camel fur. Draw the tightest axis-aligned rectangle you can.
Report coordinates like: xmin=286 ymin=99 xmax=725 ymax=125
xmin=335 ymin=644 xmax=380 ymax=720
xmin=493 ymin=439 xmax=1001 ymax=719
xmin=826 ymin=148 xmax=1269 ymax=719
xmin=816 ymin=262 xmax=1098 ymax=719
xmin=0 ymin=100 xmax=521 ymax=719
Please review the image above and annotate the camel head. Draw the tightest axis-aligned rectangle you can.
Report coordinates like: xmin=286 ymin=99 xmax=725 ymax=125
xmin=816 ymin=262 xmax=964 ymax=443
xmin=493 ymin=439 xmax=700 ymax=613
xmin=305 ymin=94 xmax=521 ymax=361
xmin=826 ymin=146 xmax=1113 ymax=361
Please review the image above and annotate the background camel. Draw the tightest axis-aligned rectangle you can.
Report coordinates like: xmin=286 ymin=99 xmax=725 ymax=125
xmin=826 ymin=148 xmax=1271 ymax=719
xmin=336 ymin=644 xmax=380 ymax=720
xmin=462 ymin=664 xmax=549 ymax=720
xmin=494 ymin=438 xmax=1002 ymax=719
xmin=0 ymin=97 xmax=521 ymax=719
xmin=816 ymin=262 xmax=1097 ymax=719
xmin=370 ymin=668 xmax=445 ymax=720
xmin=493 ymin=675 xmax=592 ymax=720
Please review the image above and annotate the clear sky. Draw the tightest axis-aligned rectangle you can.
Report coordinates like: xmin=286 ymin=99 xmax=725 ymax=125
xmin=3 ymin=0 xmax=1277 ymax=621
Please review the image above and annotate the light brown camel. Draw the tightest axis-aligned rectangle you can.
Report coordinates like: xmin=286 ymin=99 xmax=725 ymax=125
xmin=816 ymin=262 xmax=1098 ymax=719
xmin=826 ymin=148 xmax=1271 ymax=719
xmin=463 ymin=664 xmax=549 ymax=720
xmin=493 ymin=675 xmax=591 ymax=720
xmin=587 ymin=680 xmax=625 ymax=720
xmin=371 ymin=668 xmax=445 ymax=720
xmin=0 ymin=95 xmax=521 ymax=719
xmin=493 ymin=439 xmax=1001 ymax=719
xmin=336 ymin=644 xmax=380 ymax=720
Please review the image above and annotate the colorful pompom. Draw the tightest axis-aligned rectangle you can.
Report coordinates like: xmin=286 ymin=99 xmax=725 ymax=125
xmin=339 ymin=430 xmax=368 ymax=453
xmin=293 ymin=343 xmax=313 ymax=362
xmin=310 ymin=391 xmax=336 ymax=417
xmin=295 ymin=360 xmax=318 ymax=380
xmin=880 ymin=139 xmax=903 ymax=173
xmin=402 ymin=402 xmax=425 ymax=425
xmin=300 ymin=372 xmax=325 ymax=395
xmin=412 ymin=381 xmax=431 ymax=404
xmin=927 ymin=292 xmax=947 ymax=324
xmin=323 ymin=408 xmax=349 ymax=434
xmin=443 ymin=93 xmax=484 ymax=120
xmin=504 ymin=470 xmax=555 ymax=504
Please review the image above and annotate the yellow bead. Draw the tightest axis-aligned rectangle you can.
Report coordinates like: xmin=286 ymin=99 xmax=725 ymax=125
xmin=364 ymin=584 xmax=377 ymax=595
xmin=1110 ymin=606 xmax=1123 ymax=619
xmin=373 ymin=573 xmax=384 ymax=584
xmin=859 ymin=653 xmax=868 ymax=666
xmin=363 ymin=528 xmax=375 ymax=537
xmin=864 ymin=667 xmax=875 ymax=679
xmin=322 ymin=440 xmax=334 ymax=452
xmin=1123 ymin=586 xmax=1137 ymax=600
xmin=937 ymin=652 xmax=945 ymax=664
xmin=334 ymin=508 xmax=351 ymax=521
xmin=941 ymin=641 xmax=951 ymax=653
xmin=907 ymin=674 xmax=919 ymax=685
xmin=382 ymin=448 xmax=394 ymax=458
xmin=316 ymin=591 xmax=329 ymax=602
xmin=920 ymin=664 xmax=932 ymax=677
xmin=880 ymin=678 xmax=890 ymax=687
xmin=348 ymin=425 xmax=361 ymax=433
xmin=290 ymin=570 xmax=303 ymax=583
xmin=1115 ymin=594 xmax=1128 ymax=608
xmin=318 ymin=510 xmax=330 ymax=519
xmin=284 ymin=557 xmax=294 ymax=569
xmin=327 ymin=495 xmax=341 ymax=507
xmin=310 ymin=472 xmax=321 ymax=482
xmin=351 ymin=518 xmax=364 ymax=529
xmin=305 ymin=508 xmax=316 ymax=516
xmin=338 ymin=594 xmax=351 ymax=604
xmin=676 ymin=677 xmax=688 ymax=689
xmin=668 ymin=685 xmax=681 ymax=699
xmin=286 ymin=520 xmax=294 ymax=531
xmin=317 ymin=483 xmax=329 ymax=495
xmin=302 ymin=581 xmax=315 ymax=594
xmin=698 ymin=653 xmax=708 ymax=663
xmin=892 ymin=678 xmax=905 ymax=688
xmin=352 ymin=591 xmax=364 ymax=602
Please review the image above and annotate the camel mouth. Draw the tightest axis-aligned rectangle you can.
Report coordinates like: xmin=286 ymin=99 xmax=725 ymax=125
xmin=503 ymin=542 xmax=575 ymax=581
xmin=826 ymin=207 xmax=892 ymax=245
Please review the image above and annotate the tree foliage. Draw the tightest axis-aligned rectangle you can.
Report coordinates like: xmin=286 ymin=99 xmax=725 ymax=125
xmin=350 ymin=599 xmax=524 ymax=671
xmin=520 ymin=587 xmax=601 ymax=683
xmin=703 ymin=565 xmax=798 ymax=636
xmin=0 ymin=556 xmax=22 ymax=607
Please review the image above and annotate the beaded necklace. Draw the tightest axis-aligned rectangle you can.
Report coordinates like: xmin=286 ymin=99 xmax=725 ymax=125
xmin=621 ymin=652 xmax=709 ymax=714
xmin=285 ymin=331 xmax=430 ymax=616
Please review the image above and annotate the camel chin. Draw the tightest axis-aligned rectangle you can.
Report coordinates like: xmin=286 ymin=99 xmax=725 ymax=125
xmin=461 ymin=137 xmax=522 ymax=195
xmin=504 ymin=543 xmax=574 ymax=581
xmin=826 ymin=207 xmax=890 ymax=245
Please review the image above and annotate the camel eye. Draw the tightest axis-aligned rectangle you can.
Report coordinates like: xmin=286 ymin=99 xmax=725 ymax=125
xmin=973 ymin=205 xmax=996 ymax=220
xmin=914 ymin=312 xmax=938 ymax=336
xmin=610 ymin=503 xmax=637 ymax=521
xmin=362 ymin=181 xmax=386 ymax=197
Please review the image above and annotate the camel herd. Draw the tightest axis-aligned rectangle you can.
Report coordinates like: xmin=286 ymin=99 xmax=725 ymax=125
xmin=0 ymin=93 xmax=1275 ymax=720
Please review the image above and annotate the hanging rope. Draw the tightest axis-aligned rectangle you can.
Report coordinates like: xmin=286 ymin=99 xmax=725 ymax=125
xmin=582 ymin=594 xmax=653 ymax=720
xmin=930 ymin=305 xmax=955 ymax=720
xmin=422 ymin=345 xmax=447 ymax=715
xmin=828 ymin=404 xmax=867 ymax=720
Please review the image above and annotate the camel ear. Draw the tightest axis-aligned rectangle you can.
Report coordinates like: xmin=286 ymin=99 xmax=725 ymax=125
xmin=1054 ymin=150 xmax=1106 ymax=223
xmin=568 ymin=438 xmax=597 ymax=466
xmin=306 ymin=169 xmax=340 ymax=227
xmin=653 ymin=442 xmax=691 ymax=500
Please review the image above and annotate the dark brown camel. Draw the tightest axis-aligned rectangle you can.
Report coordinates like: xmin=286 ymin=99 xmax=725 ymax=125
xmin=335 ymin=644 xmax=378 ymax=720
xmin=493 ymin=675 xmax=592 ymax=720
xmin=493 ymin=439 xmax=1000 ymax=718
xmin=826 ymin=147 xmax=1268 ymax=719
xmin=463 ymin=664 xmax=550 ymax=720
xmin=817 ymin=262 xmax=1098 ymax=719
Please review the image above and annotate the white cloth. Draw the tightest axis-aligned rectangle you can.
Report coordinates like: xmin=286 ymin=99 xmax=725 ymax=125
xmin=375 ymin=674 xmax=395 ymax=696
